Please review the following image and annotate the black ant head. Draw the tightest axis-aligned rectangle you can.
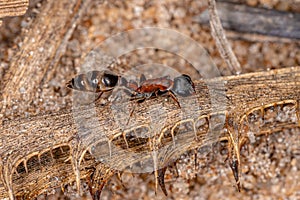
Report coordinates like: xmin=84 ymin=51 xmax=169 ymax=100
xmin=172 ymin=74 xmax=195 ymax=97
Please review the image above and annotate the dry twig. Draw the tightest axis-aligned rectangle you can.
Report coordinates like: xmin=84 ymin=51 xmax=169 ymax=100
xmin=0 ymin=0 xmax=92 ymax=113
xmin=208 ymin=0 xmax=242 ymax=74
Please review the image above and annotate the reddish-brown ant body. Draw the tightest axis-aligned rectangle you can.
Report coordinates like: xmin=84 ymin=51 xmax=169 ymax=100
xmin=121 ymin=74 xmax=195 ymax=107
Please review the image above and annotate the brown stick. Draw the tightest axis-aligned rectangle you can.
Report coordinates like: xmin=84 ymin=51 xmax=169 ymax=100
xmin=0 ymin=66 xmax=299 ymax=199
xmin=196 ymin=2 xmax=300 ymax=40
xmin=208 ymin=0 xmax=242 ymax=74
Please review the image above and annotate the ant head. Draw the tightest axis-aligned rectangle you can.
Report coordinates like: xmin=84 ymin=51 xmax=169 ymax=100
xmin=172 ymin=74 xmax=196 ymax=97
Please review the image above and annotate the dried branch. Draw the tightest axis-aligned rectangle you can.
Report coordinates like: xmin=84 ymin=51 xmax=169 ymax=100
xmin=0 ymin=0 xmax=92 ymax=112
xmin=208 ymin=0 xmax=242 ymax=74
xmin=195 ymin=2 xmax=300 ymax=41
xmin=0 ymin=66 xmax=299 ymax=199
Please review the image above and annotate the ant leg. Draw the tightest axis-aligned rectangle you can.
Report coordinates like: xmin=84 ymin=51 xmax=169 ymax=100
xmin=154 ymin=90 xmax=160 ymax=97
xmin=137 ymin=98 xmax=146 ymax=104
xmin=123 ymin=131 xmax=129 ymax=149
xmin=126 ymin=97 xmax=146 ymax=125
xmin=167 ymin=90 xmax=181 ymax=108
xmin=120 ymin=87 xmax=136 ymax=97
xmin=95 ymin=91 xmax=104 ymax=102
xmin=126 ymin=105 xmax=136 ymax=126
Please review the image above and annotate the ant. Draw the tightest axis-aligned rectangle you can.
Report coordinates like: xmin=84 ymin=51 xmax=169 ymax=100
xmin=67 ymin=70 xmax=196 ymax=147
xmin=66 ymin=70 xmax=196 ymax=107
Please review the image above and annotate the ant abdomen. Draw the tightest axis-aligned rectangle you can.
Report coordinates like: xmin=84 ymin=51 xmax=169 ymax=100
xmin=66 ymin=70 xmax=120 ymax=93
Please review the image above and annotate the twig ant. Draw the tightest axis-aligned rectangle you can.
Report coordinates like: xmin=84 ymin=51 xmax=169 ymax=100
xmin=66 ymin=70 xmax=196 ymax=107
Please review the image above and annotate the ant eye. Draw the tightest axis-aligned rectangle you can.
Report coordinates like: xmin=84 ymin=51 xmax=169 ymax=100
xmin=102 ymin=73 xmax=119 ymax=87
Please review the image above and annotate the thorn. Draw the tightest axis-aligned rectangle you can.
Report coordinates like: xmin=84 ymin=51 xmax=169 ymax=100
xmin=170 ymin=125 xmax=178 ymax=147
xmin=152 ymin=150 xmax=159 ymax=194
xmin=226 ymin=127 xmax=241 ymax=192
xmin=168 ymin=90 xmax=181 ymax=108
xmin=116 ymin=171 xmax=127 ymax=189
xmin=13 ymin=167 xmax=20 ymax=178
xmin=71 ymin=155 xmax=82 ymax=195
xmin=3 ymin=164 xmax=15 ymax=200
xmin=171 ymin=131 xmax=176 ymax=147
xmin=61 ymin=184 xmax=65 ymax=193
xmin=24 ymin=159 xmax=28 ymax=174
xmin=230 ymin=159 xmax=240 ymax=192
xmin=50 ymin=149 xmax=54 ymax=160
xmin=38 ymin=154 xmax=42 ymax=165
xmin=194 ymin=149 xmax=198 ymax=170
xmin=108 ymin=140 xmax=112 ymax=158
xmin=75 ymin=167 xmax=81 ymax=195
xmin=60 ymin=146 xmax=65 ymax=153
xmin=123 ymin=132 xmax=129 ymax=149
xmin=157 ymin=167 xmax=168 ymax=196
